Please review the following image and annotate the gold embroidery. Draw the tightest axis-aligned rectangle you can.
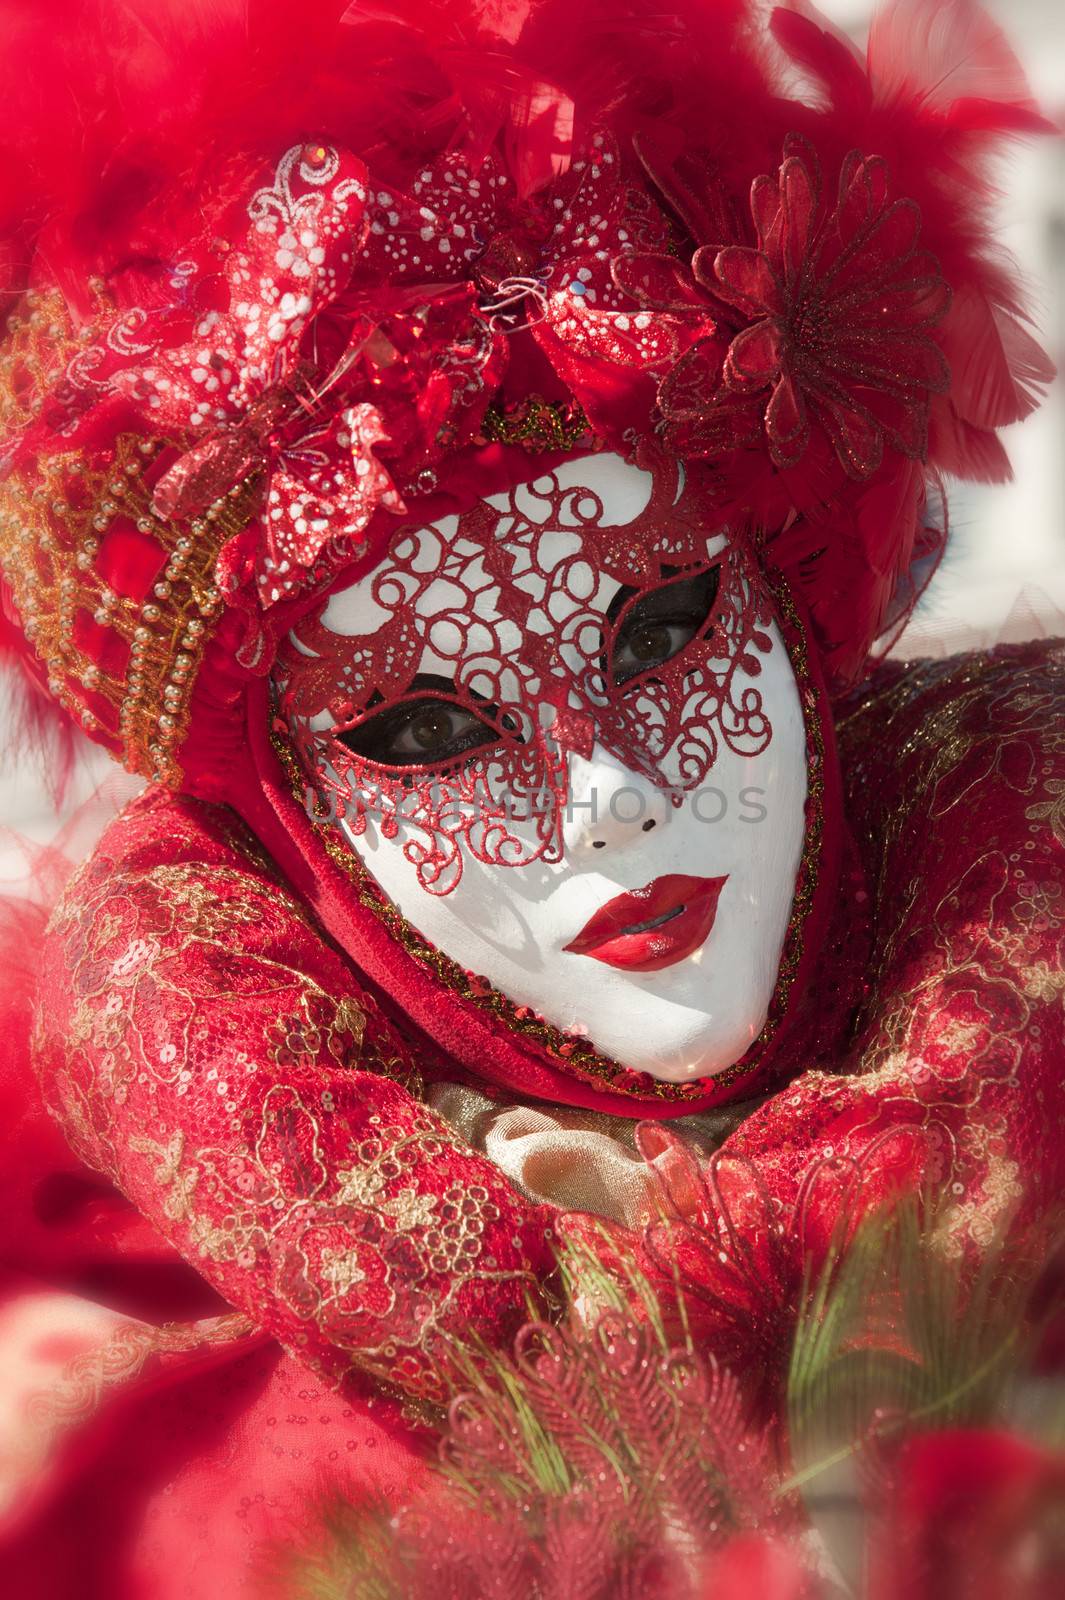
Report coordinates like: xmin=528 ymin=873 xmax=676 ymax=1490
xmin=479 ymin=395 xmax=595 ymax=453
xmin=34 ymin=794 xmax=541 ymax=1399
xmin=936 ymin=1153 xmax=1024 ymax=1257
xmin=0 ymin=292 xmax=256 ymax=785
xmin=1025 ymin=778 xmax=1065 ymax=849
xmin=833 ymin=643 xmax=1064 ymax=1253
xmin=1020 ymin=960 xmax=1065 ymax=1005
xmin=25 ymin=1310 xmax=256 ymax=1454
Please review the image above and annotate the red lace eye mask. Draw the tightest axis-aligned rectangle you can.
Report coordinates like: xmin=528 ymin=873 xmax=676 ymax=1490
xmin=275 ymin=457 xmax=778 ymax=893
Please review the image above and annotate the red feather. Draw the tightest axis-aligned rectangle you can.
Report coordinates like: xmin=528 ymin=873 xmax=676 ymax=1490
xmin=942 ymin=286 xmax=1055 ymax=430
xmin=867 ymin=0 xmax=1041 ymax=117
xmin=927 ymin=407 xmax=1013 ymax=486
xmin=764 ymin=0 xmax=1052 ymax=646
xmin=769 ymin=4 xmax=867 ymax=114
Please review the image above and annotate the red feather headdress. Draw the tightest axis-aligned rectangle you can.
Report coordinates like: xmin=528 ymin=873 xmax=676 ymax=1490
xmin=0 ymin=0 xmax=1053 ymax=791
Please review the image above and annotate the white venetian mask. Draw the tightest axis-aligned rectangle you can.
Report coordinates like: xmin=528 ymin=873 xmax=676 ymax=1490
xmin=275 ymin=451 xmax=808 ymax=1082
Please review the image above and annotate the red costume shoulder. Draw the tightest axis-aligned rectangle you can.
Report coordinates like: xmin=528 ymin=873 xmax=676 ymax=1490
xmin=568 ymin=639 xmax=1065 ymax=1400
xmin=751 ymin=635 xmax=1065 ymax=1229
xmin=33 ymin=789 xmax=556 ymax=1402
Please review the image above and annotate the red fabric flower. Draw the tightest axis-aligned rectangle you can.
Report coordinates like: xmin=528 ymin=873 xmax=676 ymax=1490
xmin=109 ymin=143 xmax=407 ymax=604
xmin=95 ymin=146 xmax=524 ymax=613
xmin=695 ymin=139 xmax=952 ymax=478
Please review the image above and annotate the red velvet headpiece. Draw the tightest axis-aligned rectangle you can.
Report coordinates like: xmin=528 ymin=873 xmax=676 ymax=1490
xmin=0 ymin=0 xmax=1052 ymax=1109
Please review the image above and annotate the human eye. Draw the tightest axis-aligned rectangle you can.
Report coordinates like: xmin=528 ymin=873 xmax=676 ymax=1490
xmin=335 ymin=690 xmax=504 ymax=771
xmin=610 ymin=567 xmax=720 ymax=687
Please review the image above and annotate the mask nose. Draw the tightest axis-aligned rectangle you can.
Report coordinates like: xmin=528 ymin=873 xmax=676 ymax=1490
xmin=561 ymin=744 xmax=671 ymax=859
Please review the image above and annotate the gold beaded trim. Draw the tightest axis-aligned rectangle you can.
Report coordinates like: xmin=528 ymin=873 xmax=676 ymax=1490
xmin=0 ymin=436 xmax=247 ymax=784
xmin=479 ymin=396 xmax=596 ymax=454
xmin=0 ymin=288 xmax=264 ymax=786
xmin=271 ymin=570 xmax=827 ymax=1105
xmin=0 ymin=286 xmax=91 ymax=436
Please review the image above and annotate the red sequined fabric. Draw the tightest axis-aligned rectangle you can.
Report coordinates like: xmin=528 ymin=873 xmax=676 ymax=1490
xmin=277 ymin=454 xmax=776 ymax=893
xmin=31 ymin=794 xmax=556 ymax=1404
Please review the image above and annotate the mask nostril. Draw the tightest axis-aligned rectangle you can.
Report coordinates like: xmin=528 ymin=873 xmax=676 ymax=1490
xmin=591 ymin=839 xmax=606 ymax=849
xmin=641 ymin=819 xmax=656 ymax=832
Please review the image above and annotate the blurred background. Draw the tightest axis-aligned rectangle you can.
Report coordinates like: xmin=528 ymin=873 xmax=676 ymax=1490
xmin=1 ymin=0 xmax=1063 ymax=863
xmin=829 ymin=0 xmax=1065 ymax=657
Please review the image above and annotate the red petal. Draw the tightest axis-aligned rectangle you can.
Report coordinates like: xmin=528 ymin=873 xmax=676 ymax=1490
xmin=750 ymin=173 xmax=780 ymax=251
xmin=836 ymin=330 xmax=951 ymax=393
xmin=658 ymin=338 xmax=725 ymax=420
xmin=765 ymin=372 xmax=809 ymax=466
xmin=861 ymin=272 xmax=952 ymax=329
xmin=235 ymin=146 xmax=370 ymax=373
xmin=826 ymin=199 xmax=923 ymax=307
xmin=818 ymin=394 xmax=884 ymax=478
xmin=724 ymin=319 xmax=782 ymax=391
xmin=837 ymin=154 xmax=891 ymax=236
xmin=711 ymin=246 xmax=779 ymax=316
xmin=665 ymin=397 xmax=763 ymax=459
xmin=151 ymin=432 xmax=258 ymax=519
xmin=867 ymin=195 xmax=921 ymax=260
xmin=633 ymin=130 xmax=734 ymax=248
xmin=778 ymin=155 xmax=817 ymax=281
xmin=856 ymin=384 xmax=930 ymax=457
xmin=613 ymin=251 xmax=711 ymax=311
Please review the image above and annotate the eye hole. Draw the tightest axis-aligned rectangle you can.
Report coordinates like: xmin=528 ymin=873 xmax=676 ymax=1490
xmin=611 ymin=567 xmax=720 ymax=687
xmin=335 ymin=676 xmax=510 ymax=772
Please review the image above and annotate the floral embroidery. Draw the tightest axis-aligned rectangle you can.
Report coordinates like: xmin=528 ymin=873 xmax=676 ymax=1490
xmin=32 ymin=644 xmax=1064 ymax=1405
xmin=824 ymin=642 xmax=1065 ymax=1255
xmin=34 ymin=793 xmax=553 ymax=1401
xmin=1026 ymin=777 xmax=1065 ymax=849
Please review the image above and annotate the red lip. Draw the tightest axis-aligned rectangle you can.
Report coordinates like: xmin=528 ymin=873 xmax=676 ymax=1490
xmin=564 ymin=873 xmax=728 ymax=973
